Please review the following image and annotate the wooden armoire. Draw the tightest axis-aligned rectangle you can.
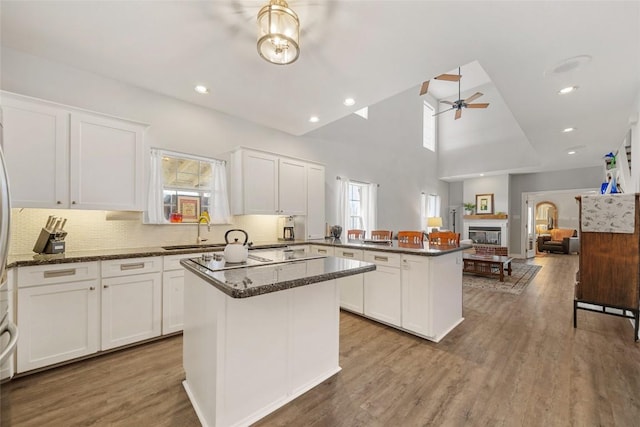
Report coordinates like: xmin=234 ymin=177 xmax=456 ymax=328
xmin=575 ymin=194 xmax=640 ymax=341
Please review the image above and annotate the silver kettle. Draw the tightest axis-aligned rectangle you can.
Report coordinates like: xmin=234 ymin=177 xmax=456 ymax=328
xmin=224 ymin=229 xmax=250 ymax=263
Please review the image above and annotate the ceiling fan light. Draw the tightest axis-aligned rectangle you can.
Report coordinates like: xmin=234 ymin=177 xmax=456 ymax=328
xmin=558 ymin=86 xmax=578 ymax=95
xmin=257 ymin=0 xmax=300 ymax=65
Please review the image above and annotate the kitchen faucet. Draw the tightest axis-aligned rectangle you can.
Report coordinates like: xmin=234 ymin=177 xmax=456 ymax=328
xmin=197 ymin=215 xmax=211 ymax=244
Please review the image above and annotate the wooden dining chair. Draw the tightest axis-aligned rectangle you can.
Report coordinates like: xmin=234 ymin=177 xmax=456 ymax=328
xmin=370 ymin=230 xmax=392 ymax=240
xmin=397 ymin=231 xmax=424 ymax=245
xmin=347 ymin=229 xmax=366 ymax=240
xmin=428 ymin=231 xmax=460 ymax=245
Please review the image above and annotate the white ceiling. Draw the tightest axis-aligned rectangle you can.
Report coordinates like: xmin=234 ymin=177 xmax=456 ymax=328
xmin=1 ymin=1 xmax=639 ymax=178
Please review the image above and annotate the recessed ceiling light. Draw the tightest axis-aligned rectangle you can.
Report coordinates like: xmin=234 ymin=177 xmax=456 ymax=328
xmin=562 ymin=127 xmax=576 ymax=133
xmin=480 ymin=173 xmax=485 ymax=177
xmin=194 ymin=85 xmax=209 ymax=94
xmin=568 ymin=150 xmax=576 ymax=155
xmin=558 ymin=86 xmax=578 ymax=95
xmin=309 ymin=116 xmax=319 ymax=123
xmin=343 ymin=98 xmax=355 ymax=106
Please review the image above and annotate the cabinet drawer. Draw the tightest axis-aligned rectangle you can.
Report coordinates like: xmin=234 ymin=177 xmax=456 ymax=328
xmin=364 ymin=251 xmax=401 ymax=268
xmin=101 ymin=256 xmax=162 ymax=278
xmin=310 ymin=245 xmax=334 ymax=256
xmin=17 ymin=262 xmax=99 ymax=287
xmin=163 ymin=253 xmax=204 ymax=271
xmin=335 ymin=248 xmax=364 ymax=261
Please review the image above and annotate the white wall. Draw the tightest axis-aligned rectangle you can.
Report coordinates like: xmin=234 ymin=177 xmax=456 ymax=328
xmin=1 ymin=47 xmax=447 ymax=252
xmin=463 ymin=175 xmax=509 ymax=214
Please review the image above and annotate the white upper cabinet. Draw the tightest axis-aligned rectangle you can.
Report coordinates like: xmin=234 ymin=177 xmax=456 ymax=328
xmin=306 ymin=163 xmax=325 ymax=239
xmin=230 ymin=148 xmax=321 ymax=217
xmin=70 ymin=113 xmax=145 ymax=210
xmin=1 ymin=91 xmax=147 ymax=211
xmin=278 ymin=157 xmax=307 ymax=215
xmin=1 ymin=95 xmax=70 ymax=208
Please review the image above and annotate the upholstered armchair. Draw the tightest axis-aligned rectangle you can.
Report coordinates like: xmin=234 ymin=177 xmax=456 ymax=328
xmin=537 ymin=228 xmax=579 ymax=254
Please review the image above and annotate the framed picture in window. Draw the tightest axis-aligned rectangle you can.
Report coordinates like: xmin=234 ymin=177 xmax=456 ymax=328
xmin=475 ymin=193 xmax=494 ymax=215
xmin=177 ymin=196 xmax=201 ymax=222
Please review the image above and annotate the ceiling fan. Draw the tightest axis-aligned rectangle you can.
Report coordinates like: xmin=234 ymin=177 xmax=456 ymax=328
xmin=420 ymin=67 xmax=490 ymax=120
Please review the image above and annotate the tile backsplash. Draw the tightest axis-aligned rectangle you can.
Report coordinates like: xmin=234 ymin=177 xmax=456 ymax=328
xmin=9 ymin=208 xmax=280 ymax=255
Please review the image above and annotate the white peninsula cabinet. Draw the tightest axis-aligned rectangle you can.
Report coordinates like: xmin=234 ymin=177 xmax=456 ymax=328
xmin=162 ymin=253 xmax=190 ymax=335
xmin=17 ymin=262 xmax=100 ymax=373
xmin=363 ymin=251 xmax=402 ymax=327
xmin=1 ymin=91 xmax=147 ymax=210
xmin=230 ymin=148 xmax=325 ymax=228
xmin=401 ymin=253 xmax=463 ymax=341
xmin=100 ymin=257 xmax=162 ymax=350
xmin=334 ymin=248 xmax=365 ymax=314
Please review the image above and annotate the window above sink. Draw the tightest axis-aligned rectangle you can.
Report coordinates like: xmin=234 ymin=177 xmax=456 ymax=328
xmin=146 ymin=149 xmax=231 ymax=225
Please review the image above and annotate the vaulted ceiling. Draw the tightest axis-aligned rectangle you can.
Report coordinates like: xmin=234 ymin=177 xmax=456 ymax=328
xmin=1 ymin=1 xmax=639 ymax=179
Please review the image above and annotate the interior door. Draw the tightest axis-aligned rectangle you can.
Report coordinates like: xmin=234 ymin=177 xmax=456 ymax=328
xmin=524 ymin=197 xmax=536 ymax=258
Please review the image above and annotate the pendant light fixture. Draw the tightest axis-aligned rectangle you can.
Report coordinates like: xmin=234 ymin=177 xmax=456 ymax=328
xmin=257 ymin=0 xmax=300 ymax=65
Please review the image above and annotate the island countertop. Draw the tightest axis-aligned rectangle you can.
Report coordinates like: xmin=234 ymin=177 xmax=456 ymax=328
xmin=307 ymin=238 xmax=470 ymax=256
xmin=180 ymin=253 xmax=376 ymax=298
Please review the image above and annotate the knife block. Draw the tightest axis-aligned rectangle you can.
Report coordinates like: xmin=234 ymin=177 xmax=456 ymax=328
xmin=33 ymin=228 xmax=67 ymax=254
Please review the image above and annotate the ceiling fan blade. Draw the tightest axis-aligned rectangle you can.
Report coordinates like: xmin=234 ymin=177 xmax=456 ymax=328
xmin=464 ymin=92 xmax=484 ymax=103
xmin=455 ymin=109 xmax=462 ymax=120
xmin=434 ymin=73 xmax=461 ymax=82
xmin=419 ymin=80 xmax=430 ymax=96
xmin=440 ymin=100 xmax=455 ymax=106
xmin=432 ymin=107 xmax=455 ymax=117
xmin=466 ymin=103 xmax=490 ymax=109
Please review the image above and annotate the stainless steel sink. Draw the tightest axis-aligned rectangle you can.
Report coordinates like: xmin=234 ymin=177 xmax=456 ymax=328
xmin=162 ymin=243 xmax=226 ymax=250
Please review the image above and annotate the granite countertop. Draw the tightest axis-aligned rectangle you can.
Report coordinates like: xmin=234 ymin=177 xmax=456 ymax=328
xmin=6 ymin=237 xmax=468 ymax=268
xmin=309 ymin=238 xmax=470 ymax=256
xmin=181 ymin=255 xmax=376 ymax=299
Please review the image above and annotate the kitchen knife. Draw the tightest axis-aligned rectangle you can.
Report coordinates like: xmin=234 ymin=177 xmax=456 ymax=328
xmin=59 ymin=218 xmax=67 ymax=231
xmin=53 ymin=219 xmax=62 ymax=233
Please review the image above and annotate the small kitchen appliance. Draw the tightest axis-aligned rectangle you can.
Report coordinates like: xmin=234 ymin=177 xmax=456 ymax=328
xmin=223 ymin=229 xmax=251 ymax=263
xmin=278 ymin=216 xmax=295 ymax=241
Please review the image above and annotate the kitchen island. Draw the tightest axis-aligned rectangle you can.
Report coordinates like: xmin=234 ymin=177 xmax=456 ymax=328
xmin=180 ymin=250 xmax=375 ymax=427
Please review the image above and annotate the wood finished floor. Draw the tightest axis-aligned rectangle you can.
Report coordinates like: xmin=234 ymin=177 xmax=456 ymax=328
xmin=3 ymin=254 xmax=640 ymax=426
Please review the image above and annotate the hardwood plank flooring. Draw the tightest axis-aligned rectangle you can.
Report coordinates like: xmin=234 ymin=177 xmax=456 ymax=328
xmin=3 ymin=254 xmax=640 ymax=426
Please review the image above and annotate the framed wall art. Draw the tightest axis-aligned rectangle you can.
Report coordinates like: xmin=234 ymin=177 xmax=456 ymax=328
xmin=475 ymin=193 xmax=494 ymax=215
xmin=177 ymin=195 xmax=201 ymax=222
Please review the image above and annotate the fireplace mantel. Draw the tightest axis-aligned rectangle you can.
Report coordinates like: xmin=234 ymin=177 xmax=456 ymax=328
xmin=463 ymin=214 xmax=508 ymax=220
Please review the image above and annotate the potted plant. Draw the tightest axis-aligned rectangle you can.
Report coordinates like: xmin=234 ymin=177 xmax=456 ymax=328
xmin=464 ymin=202 xmax=476 ymax=215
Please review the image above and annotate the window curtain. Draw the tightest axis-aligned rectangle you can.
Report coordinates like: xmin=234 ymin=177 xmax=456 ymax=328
xmin=421 ymin=193 xmax=441 ymax=230
xmin=145 ymin=148 xmax=165 ymax=224
xmin=338 ymin=178 xmax=351 ymax=231
xmin=363 ymin=183 xmax=377 ymax=234
xmin=208 ymin=160 xmax=232 ymax=224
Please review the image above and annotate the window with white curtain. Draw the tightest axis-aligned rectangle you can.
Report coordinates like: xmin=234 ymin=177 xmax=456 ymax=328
xmin=339 ymin=178 xmax=377 ymax=235
xmin=146 ymin=148 xmax=231 ymax=224
xmin=420 ymin=193 xmax=441 ymax=229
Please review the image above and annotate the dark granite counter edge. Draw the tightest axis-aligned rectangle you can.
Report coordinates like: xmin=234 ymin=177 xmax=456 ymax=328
xmin=308 ymin=240 xmax=471 ymax=256
xmin=181 ymin=259 xmax=376 ymax=299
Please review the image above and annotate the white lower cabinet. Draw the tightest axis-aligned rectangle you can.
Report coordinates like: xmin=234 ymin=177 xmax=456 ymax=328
xmin=100 ymin=257 xmax=162 ymax=350
xmin=401 ymin=254 xmax=431 ymax=337
xmin=363 ymin=251 xmax=402 ymax=327
xmin=309 ymin=245 xmax=334 ymax=257
xmin=16 ymin=262 xmax=100 ymax=373
xmin=335 ymin=248 xmax=364 ymax=314
xmin=162 ymin=269 xmax=185 ymax=335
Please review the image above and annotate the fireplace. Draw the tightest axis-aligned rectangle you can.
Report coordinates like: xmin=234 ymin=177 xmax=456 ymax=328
xmin=468 ymin=226 xmax=501 ymax=245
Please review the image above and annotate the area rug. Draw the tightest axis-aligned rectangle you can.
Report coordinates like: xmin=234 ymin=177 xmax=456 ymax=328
xmin=463 ymin=260 xmax=542 ymax=295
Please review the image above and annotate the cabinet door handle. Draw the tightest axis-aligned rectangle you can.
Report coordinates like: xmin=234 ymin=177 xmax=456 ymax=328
xmin=374 ymin=256 xmax=389 ymax=262
xmin=56 ymin=201 xmax=62 ymax=205
xmin=317 ymin=249 xmax=327 ymax=254
xmin=103 ymin=285 xmax=109 ymax=289
xmin=342 ymin=252 xmax=354 ymax=257
xmin=44 ymin=268 xmax=76 ymax=278
xmin=120 ymin=262 xmax=145 ymax=271
xmin=89 ymin=286 xmax=95 ymax=291
xmin=71 ymin=201 xmax=77 ymax=205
